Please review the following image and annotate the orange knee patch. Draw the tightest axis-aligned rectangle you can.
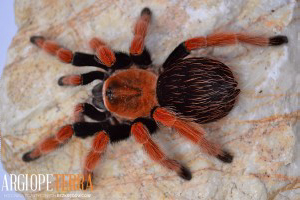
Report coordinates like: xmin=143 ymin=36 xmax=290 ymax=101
xmin=152 ymin=107 xmax=176 ymax=127
xmin=89 ymin=38 xmax=106 ymax=50
xmin=131 ymin=122 xmax=149 ymax=144
xmin=74 ymin=103 xmax=84 ymax=122
xmin=184 ymin=37 xmax=207 ymax=51
xmin=60 ymin=75 xmax=82 ymax=86
xmin=96 ymin=46 xmax=116 ymax=67
xmin=56 ymin=125 xmax=73 ymax=143
xmin=89 ymin=38 xmax=116 ymax=67
xmin=57 ymin=49 xmax=73 ymax=63
xmin=92 ymin=131 xmax=109 ymax=152
xmin=130 ymin=35 xmax=144 ymax=55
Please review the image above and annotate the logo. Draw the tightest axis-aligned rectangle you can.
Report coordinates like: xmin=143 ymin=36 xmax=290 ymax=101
xmin=1 ymin=173 xmax=93 ymax=192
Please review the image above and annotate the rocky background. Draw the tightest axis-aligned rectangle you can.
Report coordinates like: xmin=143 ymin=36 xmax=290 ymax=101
xmin=0 ymin=0 xmax=299 ymax=199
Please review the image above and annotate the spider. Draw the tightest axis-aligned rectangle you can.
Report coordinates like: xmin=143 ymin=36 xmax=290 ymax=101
xmin=22 ymin=7 xmax=288 ymax=189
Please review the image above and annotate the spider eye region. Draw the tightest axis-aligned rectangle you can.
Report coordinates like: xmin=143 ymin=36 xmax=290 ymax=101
xmin=105 ymin=87 xmax=114 ymax=100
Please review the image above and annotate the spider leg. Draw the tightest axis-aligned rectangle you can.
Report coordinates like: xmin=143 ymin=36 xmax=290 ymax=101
xmin=163 ymin=33 xmax=288 ymax=68
xmin=30 ymin=36 xmax=109 ymax=70
xmin=80 ymin=124 xmax=131 ymax=190
xmin=131 ymin=120 xmax=192 ymax=180
xmin=58 ymin=71 xmax=106 ymax=86
xmin=81 ymin=131 xmax=109 ymax=190
xmin=89 ymin=38 xmax=132 ymax=71
xmin=22 ymin=98 xmax=112 ymax=162
xmin=22 ymin=125 xmax=74 ymax=162
xmin=73 ymin=103 xmax=110 ymax=122
xmin=133 ymin=117 xmax=158 ymax=135
xmin=152 ymin=107 xmax=233 ymax=163
xmin=129 ymin=7 xmax=152 ymax=68
xmin=21 ymin=121 xmax=111 ymax=162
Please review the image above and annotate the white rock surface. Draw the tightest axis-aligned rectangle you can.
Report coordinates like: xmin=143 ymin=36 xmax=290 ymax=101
xmin=0 ymin=0 xmax=299 ymax=199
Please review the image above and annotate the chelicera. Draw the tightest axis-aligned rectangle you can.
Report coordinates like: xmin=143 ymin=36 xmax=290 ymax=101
xmin=22 ymin=7 xmax=288 ymax=189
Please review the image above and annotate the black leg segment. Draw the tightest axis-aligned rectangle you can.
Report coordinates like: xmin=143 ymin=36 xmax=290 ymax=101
xmin=73 ymin=122 xmax=110 ymax=139
xmin=106 ymin=124 xmax=131 ymax=143
xmin=216 ymin=150 xmax=233 ymax=163
xmin=110 ymin=52 xmax=132 ymax=70
xmin=73 ymin=121 xmax=132 ymax=143
xmin=162 ymin=43 xmax=189 ymax=69
xmin=72 ymin=52 xmax=109 ymax=70
xmin=133 ymin=117 xmax=158 ymax=135
xmin=269 ymin=35 xmax=288 ymax=46
xmin=82 ymin=103 xmax=109 ymax=121
xmin=81 ymin=71 xmax=105 ymax=85
xmin=130 ymin=48 xmax=152 ymax=68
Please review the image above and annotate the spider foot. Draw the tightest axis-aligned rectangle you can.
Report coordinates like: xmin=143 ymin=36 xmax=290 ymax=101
xmin=269 ymin=35 xmax=288 ymax=46
xmin=217 ymin=150 xmax=233 ymax=163
xmin=141 ymin=7 xmax=151 ymax=17
xmin=22 ymin=150 xmax=41 ymax=162
xmin=178 ymin=165 xmax=192 ymax=181
xmin=80 ymin=172 xmax=94 ymax=190
xmin=80 ymin=180 xmax=89 ymax=190
xmin=30 ymin=36 xmax=45 ymax=46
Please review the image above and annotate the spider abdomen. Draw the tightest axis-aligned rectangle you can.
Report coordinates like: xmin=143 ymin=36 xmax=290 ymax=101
xmin=156 ymin=57 xmax=240 ymax=124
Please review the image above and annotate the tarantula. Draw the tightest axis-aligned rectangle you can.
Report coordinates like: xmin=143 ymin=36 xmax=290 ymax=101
xmin=22 ymin=7 xmax=288 ymax=189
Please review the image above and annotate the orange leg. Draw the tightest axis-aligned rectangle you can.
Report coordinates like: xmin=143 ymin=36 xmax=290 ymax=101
xmin=22 ymin=101 xmax=109 ymax=163
xmin=184 ymin=33 xmax=288 ymax=51
xmin=30 ymin=36 xmax=73 ymax=63
xmin=58 ymin=74 xmax=82 ymax=86
xmin=30 ymin=36 xmax=116 ymax=69
xmin=152 ymin=107 xmax=233 ymax=163
xmin=89 ymin=38 xmax=116 ymax=67
xmin=81 ymin=131 xmax=109 ymax=190
xmin=22 ymin=125 xmax=74 ymax=162
xmin=58 ymin=71 xmax=105 ymax=86
xmin=73 ymin=103 xmax=85 ymax=122
xmin=163 ymin=33 xmax=288 ymax=68
xmin=130 ymin=8 xmax=151 ymax=55
xmin=131 ymin=122 xmax=191 ymax=180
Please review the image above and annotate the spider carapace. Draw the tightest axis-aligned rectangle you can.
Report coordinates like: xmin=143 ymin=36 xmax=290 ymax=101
xmin=102 ymin=69 xmax=158 ymax=119
xmin=22 ymin=7 xmax=288 ymax=189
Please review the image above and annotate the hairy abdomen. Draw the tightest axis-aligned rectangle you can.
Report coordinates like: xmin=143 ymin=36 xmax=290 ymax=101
xmin=156 ymin=57 xmax=240 ymax=124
